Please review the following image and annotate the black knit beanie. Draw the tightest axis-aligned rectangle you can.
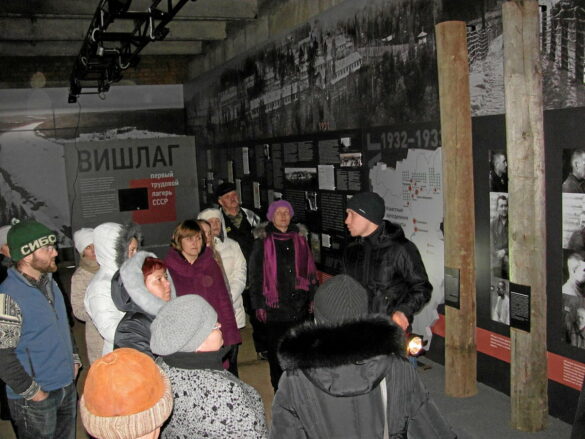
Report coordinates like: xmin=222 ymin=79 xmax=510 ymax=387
xmin=215 ymin=182 xmax=236 ymax=200
xmin=314 ymin=275 xmax=368 ymax=323
xmin=346 ymin=192 xmax=385 ymax=225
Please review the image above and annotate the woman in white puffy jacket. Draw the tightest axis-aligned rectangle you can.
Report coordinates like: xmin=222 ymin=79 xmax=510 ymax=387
xmin=84 ymin=222 xmax=142 ymax=355
xmin=198 ymin=208 xmax=246 ymax=375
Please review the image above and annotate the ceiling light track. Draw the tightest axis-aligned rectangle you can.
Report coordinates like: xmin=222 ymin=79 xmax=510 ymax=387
xmin=68 ymin=0 xmax=195 ymax=103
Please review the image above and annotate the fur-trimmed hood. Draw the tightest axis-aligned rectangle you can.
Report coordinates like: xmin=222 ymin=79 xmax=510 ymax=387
xmin=252 ymin=221 xmax=309 ymax=240
xmin=277 ymin=315 xmax=405 ymax=397
xmin=93 ymin=222 xmax=142 ymax=272
xmin=112 ymin=250 xmax=176 ymax=316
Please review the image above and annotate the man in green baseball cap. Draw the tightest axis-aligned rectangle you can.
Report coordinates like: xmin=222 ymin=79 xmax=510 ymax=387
xmin=0 ymin=220 xmax=81 ymax=439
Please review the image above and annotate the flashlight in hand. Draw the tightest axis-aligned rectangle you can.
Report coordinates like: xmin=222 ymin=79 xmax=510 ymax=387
xmin=406 ymin=333 xmax=426 ymax=357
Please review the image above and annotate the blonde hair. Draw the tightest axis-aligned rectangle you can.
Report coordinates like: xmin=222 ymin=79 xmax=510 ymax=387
xmin=170 ymin=220 xmax=205 ymax=256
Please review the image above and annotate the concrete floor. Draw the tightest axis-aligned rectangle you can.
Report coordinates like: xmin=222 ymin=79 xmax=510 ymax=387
xmin=0 ymin=321 xmax=573 ymax=438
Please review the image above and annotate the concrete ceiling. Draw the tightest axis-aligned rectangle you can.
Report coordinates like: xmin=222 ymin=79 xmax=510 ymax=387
xmin=0 ymin=0 xmax=258 ymax=57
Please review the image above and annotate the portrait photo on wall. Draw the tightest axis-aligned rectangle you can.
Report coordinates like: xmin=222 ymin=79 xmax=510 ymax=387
xmin=489 ymin=150 xmax=508 ymax=193
xmin=489 ymin=192 xmax=509 ymax=282
xmin=562 ymin=148 xmax=585 ymax=193
xmin=490 ymin=277 xmax=510 ymax=326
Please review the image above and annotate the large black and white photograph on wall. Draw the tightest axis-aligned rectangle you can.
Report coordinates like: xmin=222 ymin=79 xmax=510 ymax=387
xmin=562 ymin=148 xmax=585 ymax=348
xmin=489 ymin=150 xmax=510 ymax=326
xmin=443 ymin=0 xmax=585 ymax=117
xmin=184 ymin=0 xmax=439 ymax=144
xmin=284 ymin=167 xmax=318 ymax=188
xmin=562 ymin=249 xmax=585 ymax=349
xmin=489 ymin=190 xmax=510 ymax=326
xmin=487 ymin=148 xmax=509 ymax=326
xmin=490 ymin=193 xmax=509 ymax=279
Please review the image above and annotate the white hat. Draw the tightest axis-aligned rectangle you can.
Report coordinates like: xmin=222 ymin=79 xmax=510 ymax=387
xmin=73 ymin=228 xmax=94 ymax=255
xmin=197 ymin=208 xmax=222 ymax=221
xmin=0 ymin=225 xmax=11 ymax=248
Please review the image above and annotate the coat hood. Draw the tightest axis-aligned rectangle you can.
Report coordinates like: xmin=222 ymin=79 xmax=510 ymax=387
xmin=252 ymin=221 xmax=308 ymax=240
xmin=277 ymin=315 xmax=405 ymax=397
xmin=112 ymin=250 xmax=176 ymax=316
xmin=93 ymin=222 xmax=142 ymax=272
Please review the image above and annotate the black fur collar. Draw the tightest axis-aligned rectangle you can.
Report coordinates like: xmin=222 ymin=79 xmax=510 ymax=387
xmin=277 ymin=315 xmax=405 ymax=371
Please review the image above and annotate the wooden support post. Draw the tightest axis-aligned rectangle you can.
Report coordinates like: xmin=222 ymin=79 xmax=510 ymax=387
xmin=436 ymin=20 xmax=477 ymax=398
xmin=502 ymin=0 xmax=548 ymax=431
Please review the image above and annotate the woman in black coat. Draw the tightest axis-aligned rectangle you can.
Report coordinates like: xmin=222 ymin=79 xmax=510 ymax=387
xmin=248 ymin=199 xmax=317 ymax=390
xmin=112 ymin=251 xmax=175 ymax=358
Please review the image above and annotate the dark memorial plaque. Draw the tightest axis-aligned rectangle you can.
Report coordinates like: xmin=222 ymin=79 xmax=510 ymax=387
xmin=254 ymin=144 xmax=265 ymax=178
xmin=336 ymin=169 xmax=362 ymax=191
xmin=284 ymin=189 xmax=307 ymax=222
xmin=319 ymin=139 xmax=341 ymax=164
xmin=509 ymin=282 xmax=530 ymax=332
xmin=283 ymin=142 xmax=298 ymax=163
xmin=272 ymin=143 xmax=284 ymax=189
xmin=298 ymin=141 xmax=315 ymax=162
xmin=320 ymin=192 xmax=345 ymax=232
xmin=233 ymin=147 xmax=245 ymax=178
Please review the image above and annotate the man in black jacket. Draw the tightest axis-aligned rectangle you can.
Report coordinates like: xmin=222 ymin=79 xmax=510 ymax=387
xmin=343 ymin=191 xmax=432 ymax=330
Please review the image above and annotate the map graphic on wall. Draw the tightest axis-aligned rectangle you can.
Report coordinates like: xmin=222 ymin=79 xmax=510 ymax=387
xmin=370 ymin=147 xmax=444 ymax=346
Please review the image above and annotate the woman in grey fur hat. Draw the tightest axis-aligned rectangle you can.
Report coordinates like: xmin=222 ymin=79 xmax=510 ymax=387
xmin=151 ymin=295 xmax=268 ymax=439
xmin=112 ymin=251 xmax=176 ymax=358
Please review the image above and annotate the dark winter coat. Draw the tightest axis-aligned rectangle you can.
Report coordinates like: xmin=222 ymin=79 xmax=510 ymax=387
xmin=248 ymin=222 xmax=315 ymax=323
xmin=0 ymin=254 xmax=10 ymax=284
xmin=222 ymin=207 xmax=260 ymax=262
xmin=270 ymin=315 xmax=456 ymax=439
xmin=112 ymin=251 xmax=176 ymax=358
xmin=343 ymin=220 xmax=432 ymax=322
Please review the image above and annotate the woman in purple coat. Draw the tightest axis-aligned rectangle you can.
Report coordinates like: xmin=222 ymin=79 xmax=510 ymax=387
xmin=164 ymin=219 xmax=241 ymax=373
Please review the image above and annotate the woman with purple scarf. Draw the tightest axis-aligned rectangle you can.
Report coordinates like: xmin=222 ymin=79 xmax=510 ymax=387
xmin=248 ymin=200 xmax=318 ymax=390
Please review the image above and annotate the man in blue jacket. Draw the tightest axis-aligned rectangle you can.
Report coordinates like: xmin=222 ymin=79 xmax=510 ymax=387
xmin=0 ymin=221 xmax=81 ymax=439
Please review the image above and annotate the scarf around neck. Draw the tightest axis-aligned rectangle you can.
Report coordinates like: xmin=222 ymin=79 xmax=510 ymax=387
xmin=80 ymin=256 xmax=100 ymax=274
xmin=262 ymin=227 xmax=317 ymax=308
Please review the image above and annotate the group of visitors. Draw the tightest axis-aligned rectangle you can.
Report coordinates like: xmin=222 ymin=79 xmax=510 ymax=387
xmin=0 ymin=187 xmax=462 ymax=438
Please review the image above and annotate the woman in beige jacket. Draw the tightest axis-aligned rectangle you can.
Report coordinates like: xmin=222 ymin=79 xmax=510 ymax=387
xmin=70 ymin=228 xmax=102 ymax=364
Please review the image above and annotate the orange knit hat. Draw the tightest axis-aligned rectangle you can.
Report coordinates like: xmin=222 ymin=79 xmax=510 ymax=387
xmin=80 ymin=348 xmax=173 ymax=439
